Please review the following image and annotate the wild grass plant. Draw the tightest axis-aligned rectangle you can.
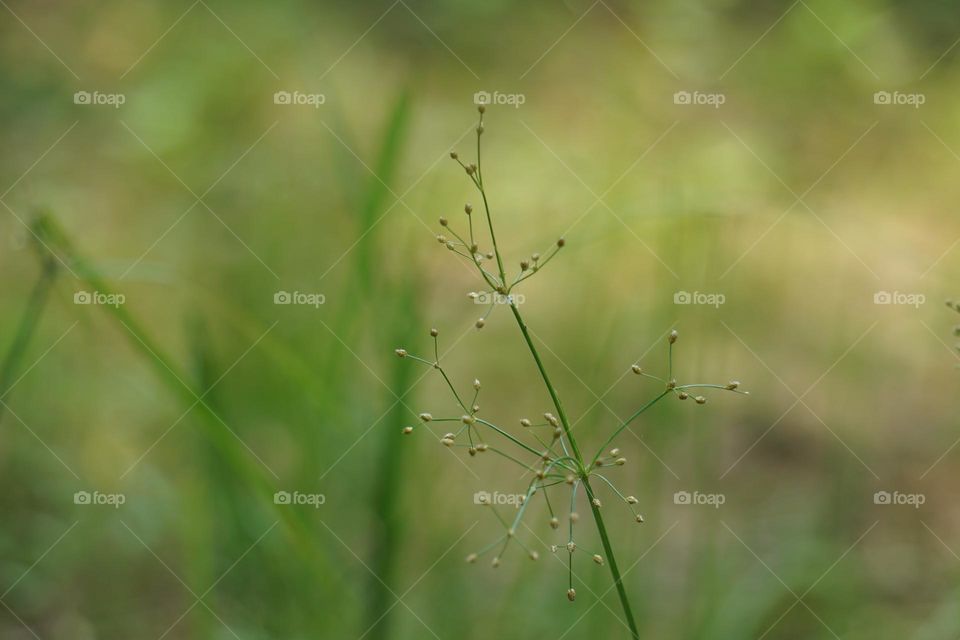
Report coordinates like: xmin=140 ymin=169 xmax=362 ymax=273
xmin=395 ymin=107 xmax=748 ymax=638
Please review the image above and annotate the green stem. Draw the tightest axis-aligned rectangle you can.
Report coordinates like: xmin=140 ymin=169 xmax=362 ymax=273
xmin=507 ymin=302 xmax=640 ymax=640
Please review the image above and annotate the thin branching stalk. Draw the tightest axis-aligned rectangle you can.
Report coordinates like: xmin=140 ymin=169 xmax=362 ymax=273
xmin=396 ymin=108 xmax=747 ymax=639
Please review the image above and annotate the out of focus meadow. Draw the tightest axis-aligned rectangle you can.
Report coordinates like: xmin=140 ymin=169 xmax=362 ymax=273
xmin=1 ymin=1 xmax=959 ymax=638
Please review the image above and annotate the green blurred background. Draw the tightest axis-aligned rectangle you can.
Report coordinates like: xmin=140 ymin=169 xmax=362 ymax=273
xmin=1 ymin=0 xmax=959 ymax=638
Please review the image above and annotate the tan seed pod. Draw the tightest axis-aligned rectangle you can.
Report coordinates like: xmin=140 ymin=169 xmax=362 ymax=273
xmin=626 ymin=496 xmax=638 ymax=505
xmin=395 ymin=348 xmax=407 ymax=357
xmin=465 ymin=553 xmax=477 ymax=563
xmin=419 ymin=413 xmax=432 ymax=422
xmin=520 ymin=418 xmax=532 ymax=427
xmin=567 ymin=588 xmax=576 ymax=602
xmin=430 ymin=328 xmax=438 ymax=337
xmin=529 ymin=550 xmax=539 ymax=561
xmin=550 ymin=516 xmax=560 ymax=529
xmin=402 ymin=426 xmax=413 ymax=435
xmin=668 ymin=329 xmax=678 ymax=344
xmin=593 ymin=554 xmax=604 ymax=565
xmin=631 ymin=364 xmax=642 ymax=374
xmin=695 ymin=396 xmax=707 ymax=405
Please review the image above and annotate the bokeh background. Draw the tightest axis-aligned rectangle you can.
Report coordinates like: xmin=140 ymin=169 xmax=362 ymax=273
xmin=1 ymin=0 xmax=959 ymax=638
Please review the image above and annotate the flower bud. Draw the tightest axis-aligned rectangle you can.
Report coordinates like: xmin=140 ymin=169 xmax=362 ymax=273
xmin=478 ymin=104 xmax=486 ymax=114
xmin=668 ymin=329 xmax=678 ymax=344
xmin=567 ymin=588 xmax=576 ymax=601
xmin=430 ymin=328 xmax=438 ymax=337
xmin=439 ymin=216 xmax=448 ymax=226
xmin=550 ymin=516 xmax=559 ymax=529
xmin=473 ymin=379 xmax=481 ymax=390
xmin=395 ymin=348 xmax=407 ymax=358
xmin=464 ymin=203 xmax=473 ymax=214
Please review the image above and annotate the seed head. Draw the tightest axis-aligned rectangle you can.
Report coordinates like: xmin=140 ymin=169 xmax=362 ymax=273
xmin=565 ymin=475 xmax=575 ymax=485
xmin=466 ymin=164 xmax=476 ymax=175
xmin=520 ymin=418 xmax=532 ymax=427
xmin=666 ymin=379 xmax=677 ymax=390
xmin=468 ymin=447 xmax=477 ymax=456
xmin=465 ymin=553 xmax=477 ymax=563
xmin=567 ymin=588 xmax=576 ymax=601
xmin=695 ymin=396 xmax=707 ymax=405
xmin=461 ymin=415 xmax=475 ymax=425
xmin=626 ymin=496 xmax=638 ymax=504
xmin=635 ymin=514 xmax=645 ymax=523
xmin=677 ymin=391 xmax=689 ymax=400
xmin=593 ymin=554 xmax=604 ymax=565
xmin=445 ymin=242 xmax=455 ymax=251
xmin=395 ymin=348 xmax=407 ymax=358
xmin=549 ymin=516 xmax=559 ymax=529
xmin=402 ymin=426 xmax=413 ymax=435
xmin=476 ymin=443 xmax=488 ymax=452
xmin=615 ymin=457 xmax=627 ymax=466
xmin=477 ymin=125 xmax=484 ymax=134
xmin=441 ymin=437 xmax=454 ymax=446
xmin=592 ymin=498 xmax=602 ymax=508
xmin=430 ymin=328 xmax=438 ymax=337
xmin=450 ymin=151 xmax=459 ymax=159
xmin=529 ymin=550 xmax=539 ymax=561
xmin=557 ymin=238 xmax=566 ymax=248
xmin=536 ymin=469 xmax=546 ymax=479
xmin=475 ymin=318 xmax=485 ymax=329
xmin=464 ymin=203 xmax=473 ymax=214
xmin=520 ymin=260 xmax=529 ymax=271
xmin=473 ymin=379 xmax=481 ymax=390
xmin=419 ymin=413 xmax=432 ymax=422
xmin=439 ymin=216 xmax=448 ymax=227
xmin=566 ymin=542 xmax=576 ymax=552
xmin=545 ymin=413 xmax=559 ymax=427
xmin=436 ymin=234 xmax=446 ymax=244
xmin=631 ymin=364 xmax=642 ymax=375
xmin=609 ymin=448 xmax=620 ymax=456
xmin=669 ymin=330 xmax=678 ymax=344
xmin=478 ymin=104 xmax=486 ymax=114
xmin=532 ymin=253 xmax=540 ymax=262
xmin=491 ymin=556 xmax=500 ymax=568
xmin=553 ymin=427 xmax=563 ymax=438
xmin=726 ymin=380 xmax=740 ymax=390
xmin=570 ymin=512 xmax=579 ymax=523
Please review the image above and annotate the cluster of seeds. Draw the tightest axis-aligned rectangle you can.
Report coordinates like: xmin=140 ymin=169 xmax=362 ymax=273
xmin=394 ymin=107 xmax=747 ymax=605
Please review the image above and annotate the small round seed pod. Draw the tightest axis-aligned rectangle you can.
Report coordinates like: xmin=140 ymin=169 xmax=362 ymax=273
xmin=666 ymin=379 xmax=677 ymax=390
xmin=430 ymin=328 xmax=438 ymax=337
xmin=636 ymin=514 xmax=645 ymax=523
xmin=726 ymin=380 xmax=740 ymax=390
xmin=441 ymin=437 xmax=454 ymax=446
xmin=566 ymin=542 xmax=576 ymax=552
xmin=402 ymin=426 xmax=413 ymax=435
xmin=442 ymin=432 xmax=455 ymax=440
xmin=466 ymin=164 xmax=477 ymax=175
xmin=491 ymin=557 xmax=500 ymax=568
xmin=631 ymin=364 xmax=642 ymax=375
xmin=468 ymin=447 xmax=477 ymax=456
xmin=485 ymin=252 xmax=494 ymax=260
xmin=450 ymin=151 xmax=459 ymax=160
xmin=475 ymin=318 xmax=485 ymax=329
xmin=445 ymin=242 xmax=455 ymax=251
xmin=520 ymin=418 xmax=532 ymax=427
xmin=478 ymin=104 xmax=486 ymax=114
xmin=592 ymin=498 xmax=602 ymax=508
xmin=593 ymin=554 xmax=604 ymax=565
xmin=529 ymin=550 xmax=539 ymax=561
xmin=536 ymin=469 xmax=546 ymax=479
xmin=473 ymin=379 xmax=481 ymax=390
xmin=565 ymin=475 xmax=575 ymax=485
xmin=465 ymin=553 xmax=477 ymax=563
xmin=464 ymin=203 xmax=473 ymax=214
xmin=419 ymin=413 xmax=432 ymax=422
xmin=570 ymin=512 xmax=579 ymax=523
xmin=395 ymin=348 xmax=407 ymax=358
xmin=520 ymin=260 xmax=529 ymax=271
xmin=626 ymin=496 xmax=638 ymax=504
xmin=507 ymin=528 xmax=515 ymax=538
xmin=439 ymin=216 xmax=448 ymax=226
xmin=476 ymin=443 xmax=488 ymax=452
xmin=477 ymin=125 xmax=484 ymax=134
xmin=550 ymin=516 xmax=559 ymax=529
xmin=472 ymin=403 xmax=480 ymax=413
xmin=615 ymin=457 xmax=627 ymax=466
xmin=553 ymin=427 xmax=563 ymax=438
xmin=668 ymin=330 xmax=678 ymax=344
xmin=532 ymin=253 xmax=540 ymax=262
xmin=610 ymin=448 xmax=620 ymax=456
xmin=470 ymin=243 xmax=479 ymax=254
xmin=461 ymin=415 xmax=475 ymax=425
xmin=557 ymin=238 xmax=566 ymax=248
xmin=695 ymin=396 xmax=707 ymax=405
xmin=567 ymin=588 xmax=576 ymax=602
xmin=436 ymin=234 xmax=446 ymax=244
xmin=677 ymin=391 xmax=689 ymax=400
xmin=545 ymin=413 xmax=559 ymax=427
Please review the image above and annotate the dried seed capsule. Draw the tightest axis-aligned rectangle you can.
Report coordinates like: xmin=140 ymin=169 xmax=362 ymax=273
xmin=439 ymin=216 xmax=448 ymax=226
xmin=468 ymin=447 xmax=477 ymax=456
xmin=592 ymin=498 xmax=602 ymax=508
xmin=475 ymin=318 xmax=485 ymax=329
xmin=520 ymin=418 xmax=532 ymax=427
xmin=695 ymin=396 xmax=707 ymax=405
xmin=570 ymin=512 xmax=579 ymax=523
xmin=666 ymin=379 xmax=677 ymax=390
xmin=461 ymin=415 xmax=475 ymax=425
xmin=668 ymin=330 xmax=678 ymax=344
xmin=464 ymin=203 xmax=473 ymax=214
xmin=532 ymin=253 xmax=540 ymax=262
xmin=473 ymin=379 xmax=481 ymax=390
xmin=615 ymin=458 xmax=627 ymax=466
xmin=626 ymin=496 xmax=638 ymax=504
xmin=441 ymin=438 xmax=454 ymax=446
xmin=472 ymin=404 xmax=480 ymax=413
xmin=609 ymin=448 xmax=620 ymax=456
xmin=549 ymin=516 xmax=559 ymax=529
xmin=536 ymin=469 xmax=546 ymax=479
xmin=631 ymin=364 xmax=642 ymax=374
xmin=402 ymin=426 xmax=413 ymax=435
xmin=677 ymin=391 xmax=689 ymax=400
xmin=636 ymin=514 xmax=645 ymax=523
xmin=477 ymin=125 xmax=484 ymax=134
xmin=419 ymin=413 xmax=432 ymax=422
xmin=566 ymin=542 xmax=576 ymax=552
xmin=557 ymin=238 xmax=566 ymax=247
xmin=395 ymin=348 xmax=407 ymax=358
xmin=529 ymin=550 xmax=539 ymax=561
xmin=430 ymin=328 xmax=438 ymax=337
xmin=593 ymin=554 xmax=604 ymax=565
xmin=450 ymin=151 xmax=459 ymax=159
xmin=436 ymin=234 xmax=446 ymax=243
xmin=726 ymin=380 xmax=740 ymax=390
xmin=465 ymin=553 xmax=477 ymax=563
xmin=567 ymin=588 xmax=576 ymax=602
xmin=520 ymin=260 xmax=529 ymax=271
xmin=478 ymin=104 xmax=486 ymax=114
xmin=491 ymin=557 xmax=500 ymax=568
xmin=475 ymin=443 xmax=488 ymax=452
